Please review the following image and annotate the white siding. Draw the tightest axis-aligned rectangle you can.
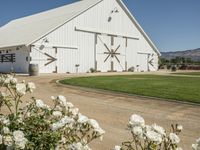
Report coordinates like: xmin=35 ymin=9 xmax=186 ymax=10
xmin=31 ymin=0 xmax=159 ymax=73
xmin=0 ymin=46 xmax=29 ymax=73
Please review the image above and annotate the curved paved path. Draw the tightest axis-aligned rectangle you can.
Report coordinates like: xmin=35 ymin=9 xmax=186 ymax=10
xmin=17 ymin=73 xmax=200 ymax=150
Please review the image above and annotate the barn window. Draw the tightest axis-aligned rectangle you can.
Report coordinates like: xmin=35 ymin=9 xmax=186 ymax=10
xmin=0 ymin=54 xmax=16 ymax=63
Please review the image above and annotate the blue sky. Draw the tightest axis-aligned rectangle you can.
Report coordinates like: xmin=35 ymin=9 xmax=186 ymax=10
xmin=0 ymin=0 xmax=199 ymax=52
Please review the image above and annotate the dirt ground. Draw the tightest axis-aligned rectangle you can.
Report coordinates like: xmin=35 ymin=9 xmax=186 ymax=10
xmin=4 ymin=72 xmax=200 ymax=149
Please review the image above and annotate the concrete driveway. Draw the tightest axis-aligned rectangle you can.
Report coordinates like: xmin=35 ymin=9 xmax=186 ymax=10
xmin=15 ymin=73 xmax=200 ymax=150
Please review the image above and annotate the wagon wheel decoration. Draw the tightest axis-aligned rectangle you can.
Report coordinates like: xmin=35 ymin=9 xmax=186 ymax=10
xmin=103 ymin=43 xmax=121 ymax=63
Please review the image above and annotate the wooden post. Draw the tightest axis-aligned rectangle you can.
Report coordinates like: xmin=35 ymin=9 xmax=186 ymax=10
xmin=111 ymin=61 xmax=114 ymax=72
xmin=111 ymin=36 xmax=114 ymax=46
xmin=125 ymin=61 xmax=127 ymax=71
xmin=94 ymin=34 xmax=97 ymax=70
xmin=95 ymin=61 xmax=97 ymax=70
xmin=53 ymin=66 xmax=58 ymax=73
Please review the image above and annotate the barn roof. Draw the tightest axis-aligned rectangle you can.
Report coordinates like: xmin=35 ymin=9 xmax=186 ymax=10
xmin=0 ymin=0 xmax=160 ymax=55
xmin=0 ymin=0 xmax=102 ymax=48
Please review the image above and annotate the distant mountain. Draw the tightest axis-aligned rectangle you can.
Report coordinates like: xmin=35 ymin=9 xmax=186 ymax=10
xmin=161 ymin=48 xmax=200 ymax=62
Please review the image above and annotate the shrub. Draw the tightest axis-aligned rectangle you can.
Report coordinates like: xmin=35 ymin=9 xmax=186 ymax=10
xmin=167 ymin=65 xmax=172 ymax=70
xmin=128 ymin=67 xmax=135 ymax=72
xmin=0 ymin=74 xmax=104 ymax=149
xmin=114 ymin=114 xmax=200 ymax=150
xmin=114 ymin=114 xmax=183 ymax=150
xmin=171 ymin=66 xmax=177 ymax=72
xmin=90 ymin=68 xmax=96 ymax=73
xmin=179 ymin=64 xmax=187 ymax=70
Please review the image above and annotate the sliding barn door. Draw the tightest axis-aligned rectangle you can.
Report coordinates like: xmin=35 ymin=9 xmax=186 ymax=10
xmin=96 ymin=35 xmax=126 ymax=72
xmin=57 ymin=48 xmax=78 ymax=73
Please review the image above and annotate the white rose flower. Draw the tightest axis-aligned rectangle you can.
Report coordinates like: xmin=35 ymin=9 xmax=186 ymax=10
xmin=58 ymin=95 xmax=67 ymax=107
xmin=68 ymin=142 xmax=91 ymax=150
xmin=145 ymin=125 xmax=153 ymax=132
xmin=3 ymin=119 xmax=10 ymax=125
xmin=51 ymin=96 xmax=56 ymax=100
xmin=177 ymin=125 xmax=183 ymax=131
xmin=0 ymin=134 xmax=2 ymax=144
xmin=4 ymin=75 xmax=13 ymax=84
xmin=146 ymin=130 xmax=162 ymax=144
xmin=51 ymin=123 xmax=63 ymax=131
xmin=70 ymin=108 xmax=79 ymax=116
xmin=169 ymin=133 xmax=180 ymax=144
xmin=0 ymin=116 xmax=10 ymax=125
xmin=13 ymin=130 xmax=25 ymax=142
xmin=0 ymin=92 xmax=8 ymax=97
xmin=114 ymin=145 xmax=121 ymax=150
xmin=132 ymin=126 xmax=143 ymax=137
xmin=66 ymin=102 xmax=74 ymax=108
xmin=78 ymin=114 xmax=89 ymax=124
xmin=68 ymin=142 xmax=82 ymax=149
xmin=55 ymin=106 xmax=63 ymax=111
xmin=15 ymin=139 xmax=27 ymax=149
xmin=10 ymin=78 xmax=17 ymax=84
xmin=129 ymin=114 xmax=145 ymax=127
xmin=16 ymin=83 xmax=26 ymax=95
xmin=88 ymin=119 xmax=105 ymax=140
xmin=3 ymin=127 xmax=10 ymax=134
xmin=27 ymin=82 xmax=36 ymax=92
xmin=60 ymin=116 xmax=74 ymax=125
xmin=52 ymin=116 xmax=74 ymax=131
xmin=95 ymin=127 xmax=105 ymax=140
xmin=53 ymin=111 xmax=62 ymax=117
xmin=192 ymin=137 xmax=200 ymax=150
xmin=4 ymin=135 xmax=13 ymax=146
xmin=152 ymin=124 xmax=166 ymax=136
xmin=88 ymin=119 xmax=99 ymax=129
xmin=17 ymin=115 xmax=23 ymax=123
xmin=36 ymin=99 xmax=45 ymax=108
xmin=192 ymin=144 xmax=200 ymax=150
xmin=196 ymin=137 xmax=200 ymax=145
xmin=61 ymin=136 xmax=67 ymax=144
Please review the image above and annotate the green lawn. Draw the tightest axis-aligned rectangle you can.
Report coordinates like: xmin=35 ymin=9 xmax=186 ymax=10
xmin=172 ymin=72 xmax=200 ymax=76
xmin=60 ymin=75 xmax=200 ymax=104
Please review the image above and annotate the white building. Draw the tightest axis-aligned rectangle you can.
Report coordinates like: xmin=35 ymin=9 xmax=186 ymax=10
xmin=0 ymin=0 xmax=160 ymax=74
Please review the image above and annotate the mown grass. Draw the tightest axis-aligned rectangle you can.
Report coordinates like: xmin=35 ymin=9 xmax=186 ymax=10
xmin=172 ymin=72 xmax=200 ymax=76
xmin=60 ymin=75 xmax=200 ymax=104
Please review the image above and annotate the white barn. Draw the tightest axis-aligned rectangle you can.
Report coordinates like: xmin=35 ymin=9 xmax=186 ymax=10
xmin=0 ymin=0 xmax=160 ymax=74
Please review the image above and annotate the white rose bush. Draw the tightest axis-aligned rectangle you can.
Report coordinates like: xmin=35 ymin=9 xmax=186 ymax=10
xmin=114 ymin=114 xmax=199 ymax=150
xmin=192 ymin=138 xmax=200 ymax=150
xmin=0 ymin=74 xmax=105 ymax=149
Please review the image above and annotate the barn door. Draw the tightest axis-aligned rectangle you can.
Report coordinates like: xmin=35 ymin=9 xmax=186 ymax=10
xmin=137 ymin=53 xmax=148 ymax=72
xmin=96 ymin=35 xmax=126 ymax=72
xmin=57 ymin=48 xmax=78 ymax=73
xmin=31 ymin=46 xmax=57 ymax=73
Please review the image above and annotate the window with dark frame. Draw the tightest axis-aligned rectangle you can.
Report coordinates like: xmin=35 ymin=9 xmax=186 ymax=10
xmin=0 ymin=54 xmax=16 ymax=63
